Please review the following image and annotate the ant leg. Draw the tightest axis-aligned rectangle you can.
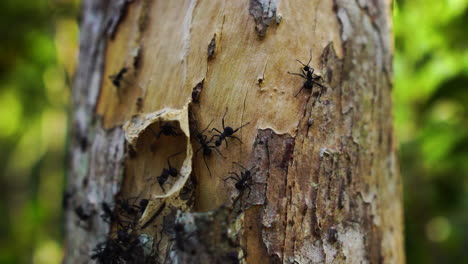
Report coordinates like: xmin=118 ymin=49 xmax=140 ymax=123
xmin=210 ymin=127 xmax=223 ymax=134
xmin=224 ymin=176 xmax=239 ymax=182
xmin=294 ymin=85 xmax=306 ymax=97
xmin=195 ymin=146 xmax=203 ymax=154
xmin=203 ymin=155 xmax=212 ymax=176
xmin=313 ymin=81 xmax=325 ymax=89
xmin=227 ymin=172 xmax=241 ymax=181
xmin=208 ymin=134 xmax=217 ymax=143
xmin=228 ymin=135 xmax=243 ymax=144
xmin=232 ymin=193 xmax=242 ymax=206
xmin=287 ymin=72 xmax=307 ymax=79
xmin=168 ymin=151 xmax=183 ymax=161
xmin=246 ymin=186 xmax=252 ymax=199
xmin=212 ymin=146 xmax=225 ymax=158
xmin=232 ymin=122 xmax=250 ymax=133
xmin=307 ymin=49 xmax=312 ymax=66
xmin=296 ymin=59 xmax=307 ymax=67
xmin=201 ymin=120 xmax=214 ymax=134
xmin=222 ymin=108 xmax=228 ymax=130
xmin=312 ymin=82 xmax=325 ymax=102
xmin=233 ymin=162 xmax=248 ymax=171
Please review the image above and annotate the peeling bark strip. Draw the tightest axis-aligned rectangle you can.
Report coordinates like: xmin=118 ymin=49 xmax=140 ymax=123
xmin=249 ymin=0 xmax=278 ymax=37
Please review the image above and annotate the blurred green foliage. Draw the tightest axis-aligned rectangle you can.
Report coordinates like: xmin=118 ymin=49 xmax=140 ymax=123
xmin=394 ymin=0 xmax=468 ymax=263
xmin=0 ymin=0 xmax=78 ymax=263
xmin=0 ymin=0 xmax=466 ymax=263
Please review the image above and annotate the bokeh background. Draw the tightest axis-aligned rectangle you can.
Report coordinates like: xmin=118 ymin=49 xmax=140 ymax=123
xmin=0 ymin=0 xmax=466 ymax=263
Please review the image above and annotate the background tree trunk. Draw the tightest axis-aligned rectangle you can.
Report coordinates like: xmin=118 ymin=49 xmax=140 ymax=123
xmin=64 ymin=0 xmax=404 ymax=263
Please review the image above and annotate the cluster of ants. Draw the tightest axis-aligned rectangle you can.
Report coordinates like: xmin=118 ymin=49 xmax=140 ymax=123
xmin=81 ymin=197 xmax=163 ymax=263
xmin=148 ymin=109 xmax=253 ymax=198
xmin=88 ymin=51 xmax=323 ymax=263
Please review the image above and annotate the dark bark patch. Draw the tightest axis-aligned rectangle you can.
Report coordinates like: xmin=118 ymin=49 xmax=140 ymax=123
xmin=138 ymin=0 xmax=153 ymax=32
xmin=168 ymin=207 xmax=243 ymax=264
xmin=191 ymin=79 xmax=205 ymax=103
xmin=250 ymin=129 xmax=296 ymax=261
xmin=132 ymin=46 xmax=142 ymax=69
xmin=106 ymin=0 xmax=135 ymax=39
xmin=249 ymin=0 xmax=278 ymax=38
xmin=207 ymin=34 xmax=216 ymax=60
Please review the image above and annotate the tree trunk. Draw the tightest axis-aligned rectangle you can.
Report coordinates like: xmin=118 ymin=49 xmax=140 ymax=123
xmin=64 ymin=0 xmax=404 ymax=263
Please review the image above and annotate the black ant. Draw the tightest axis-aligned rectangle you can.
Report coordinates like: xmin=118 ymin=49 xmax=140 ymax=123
xmin=91 ymin=240 xmax=118 ymax=263
xmin=151 ymin=152 xmax=182 ymax=191
xmin=224 ymin=163 xmax=256 ymax=198
xmin=116 ymin=197 xmax=149 ymax=220
xmin=288 ymin=51 xmax=325 ymax=97
xmin=211 ymin=108 xmax=250 ymax=147
xmin=91 ymin=229 xmax=145 ymax=264
xmin=109 ymin=67 xmax=128 ymax=88
xmin=100 ymin=202 xmax=125 ymax=226
xmin=149 ymin=122 xmax=180 ymax=138
xmin=138 ymin=199 xmax=149 ymax=213
xmin=195 ymin=120 xmax=224 ymax=175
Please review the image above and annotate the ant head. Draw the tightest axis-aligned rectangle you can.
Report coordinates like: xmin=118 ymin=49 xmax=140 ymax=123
xmin=303 ymin=65 xmax=310 ymax=72
xmin=139 ymin=199 xmax=149 ymax=208
xmin=225 ymin=126 xmax=234 ymax=135
xmin=169 ymin=167 xmax=178 ymax=177
xmin=215 ymin=139 xmax=222 ymax=146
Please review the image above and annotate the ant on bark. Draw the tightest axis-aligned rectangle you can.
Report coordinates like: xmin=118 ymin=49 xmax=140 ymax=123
xmin=116 ymin=197 xmax=149 ymax=220
xmin=109 ymin=67 xmax=128 ymax=88
xmin=211 ymin=108 xmax=250 ymax=147
xmin=224 ymin=162 xmax=256 ymax=198
xmin=149 ymin=122 xmax=180 ymax=138
xmin=288 ymin=50 xmax=325 ymax=97
xmin=195 ymin=120 xmax=224 ymax=176
xmin=150 ymin=152 xmax=182 ymax=191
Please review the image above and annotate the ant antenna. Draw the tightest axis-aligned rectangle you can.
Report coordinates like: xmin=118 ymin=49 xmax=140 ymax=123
xmin=233 ymin=162 xmax=247 ymax=171
xmin=200 ymin=119 xmax=214 ymax=134
xmin=296 ymin=49 xmax=313 ymax=68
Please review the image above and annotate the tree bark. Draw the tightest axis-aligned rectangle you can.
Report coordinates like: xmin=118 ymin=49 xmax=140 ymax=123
xmin=64 ymin=0 xmax=404 ymax=263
